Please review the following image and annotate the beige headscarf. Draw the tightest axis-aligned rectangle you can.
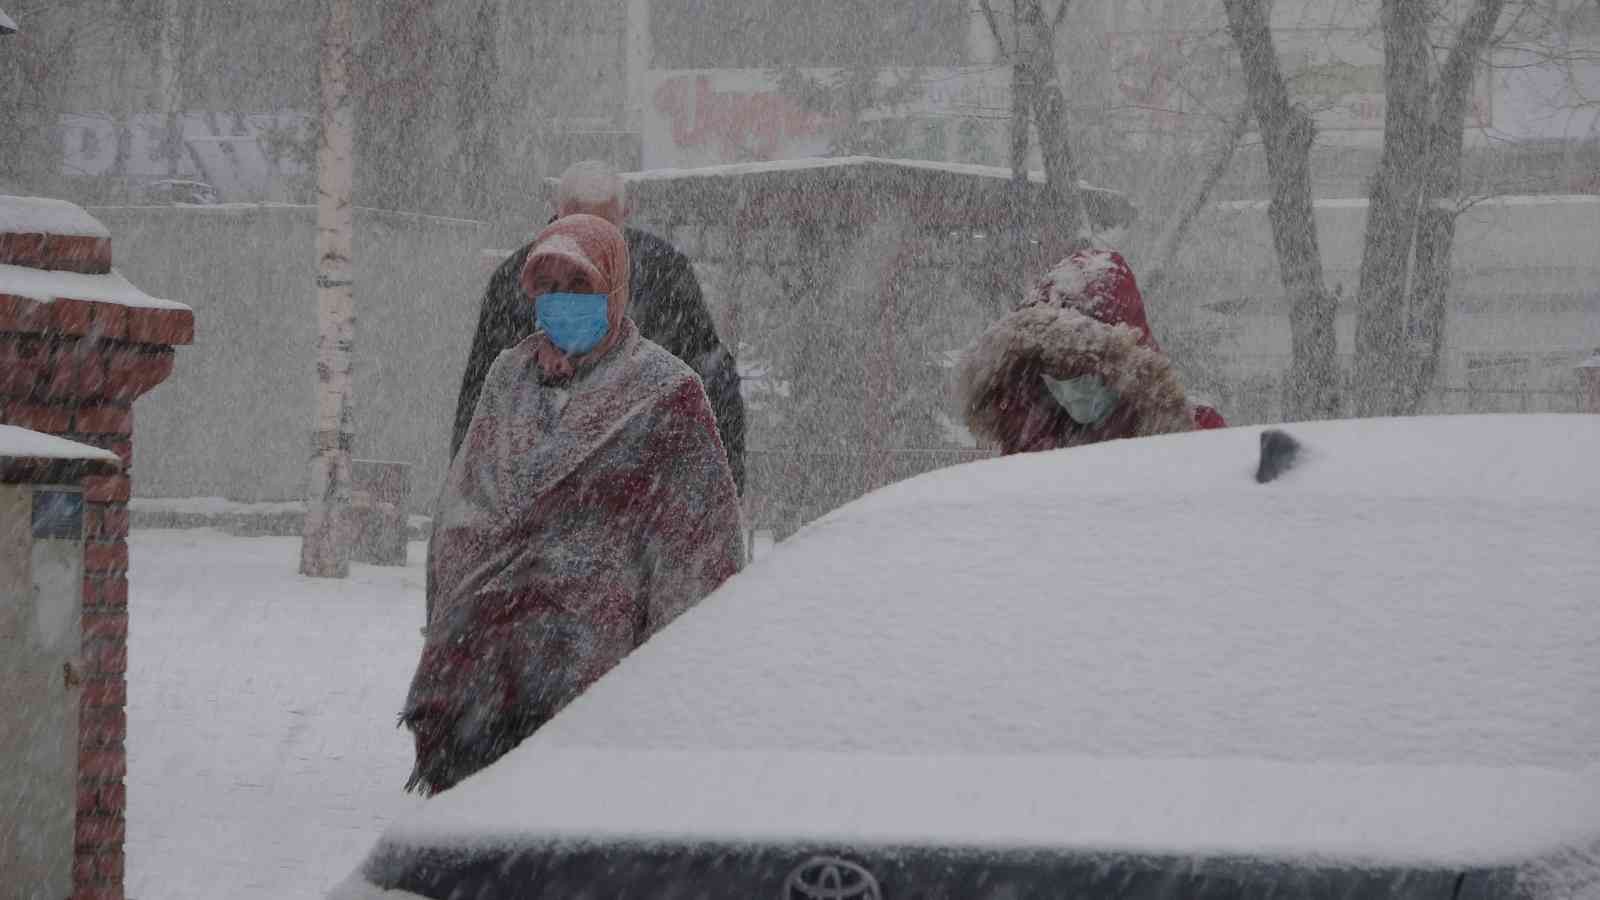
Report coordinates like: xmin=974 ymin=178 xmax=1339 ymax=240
xmin=521 ymin=213 xmax=629 ymax=312
xmin=519 ymin=213 xmax=632 ymax=377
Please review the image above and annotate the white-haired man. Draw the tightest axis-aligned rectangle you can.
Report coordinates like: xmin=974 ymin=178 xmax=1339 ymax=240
xmin=450 ymin=161 xmax=747 ymax=493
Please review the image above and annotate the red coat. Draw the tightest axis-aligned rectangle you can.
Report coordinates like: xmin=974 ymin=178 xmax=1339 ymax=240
xmin=1192 ymin=405 xmax=1228 ymax=430
xmin=964 ymin=250 xmax=1226 ymax=454
xmin=1030 ymin=249 xmax=1164 ymax=350
xmin=1030 ymin=249 xmax=1227 ymax=432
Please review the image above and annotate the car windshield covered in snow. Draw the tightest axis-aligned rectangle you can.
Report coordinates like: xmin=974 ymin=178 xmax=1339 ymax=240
xmin=338 ymin=416 xmax=1600 ymax=899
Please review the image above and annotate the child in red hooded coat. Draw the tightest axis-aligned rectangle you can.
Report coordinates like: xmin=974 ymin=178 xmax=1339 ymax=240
xmin=959 ymin=248 xmax=1226 ymax=455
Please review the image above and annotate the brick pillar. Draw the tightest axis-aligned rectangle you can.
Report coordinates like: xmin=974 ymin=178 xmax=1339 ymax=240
xmin=72 ymin=389 xmax=136 ymax=900
xmin=2 ymin=195 xmax=192 ymax=900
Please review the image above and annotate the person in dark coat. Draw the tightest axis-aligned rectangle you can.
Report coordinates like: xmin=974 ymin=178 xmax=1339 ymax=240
xmin=451 ymin=161 xmax=747 ymax=493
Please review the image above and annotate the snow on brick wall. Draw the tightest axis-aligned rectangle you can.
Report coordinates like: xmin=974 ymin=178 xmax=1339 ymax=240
xmin=0 ymin=196 xmax=112 ymax=239
xmin=1 ymin=195 xmax=114 ymax=276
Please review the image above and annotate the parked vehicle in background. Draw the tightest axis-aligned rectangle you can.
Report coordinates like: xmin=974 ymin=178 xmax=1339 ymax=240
xmin=333 ymin=415 xmax=1600 ymax=900
xmin=135 ymin=179 xmax=220 ymax=205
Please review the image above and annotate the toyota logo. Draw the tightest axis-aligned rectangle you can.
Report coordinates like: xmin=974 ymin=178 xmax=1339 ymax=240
xmin=782 ymin=856 xmax=882 ymax=900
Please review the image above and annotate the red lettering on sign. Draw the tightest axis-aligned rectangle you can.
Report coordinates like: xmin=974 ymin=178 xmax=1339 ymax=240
xmin=652 ymin=75 xmax=837 ymax=159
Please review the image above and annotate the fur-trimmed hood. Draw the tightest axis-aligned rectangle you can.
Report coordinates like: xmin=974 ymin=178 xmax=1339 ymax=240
xmin=1028 ymin=248 xmax=1161 ymax=350
xmin=958 ymin=304 xmax=1194 ymax=454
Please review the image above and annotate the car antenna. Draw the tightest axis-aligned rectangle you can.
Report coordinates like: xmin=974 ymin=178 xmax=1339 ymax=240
xmin=1255 ymin=429 xmax=1301 ymax=484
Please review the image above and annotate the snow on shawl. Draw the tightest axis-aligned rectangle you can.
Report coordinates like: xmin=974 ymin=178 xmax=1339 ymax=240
xmin=402 ymin=317 xmax=744 ymax=795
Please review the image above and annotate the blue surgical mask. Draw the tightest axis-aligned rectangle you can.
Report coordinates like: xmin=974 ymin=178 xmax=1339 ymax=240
xmin=535 ymin=292 xmax=610 ymax=356
xmin=1042 ymin=373 xmax=1119 ymax=426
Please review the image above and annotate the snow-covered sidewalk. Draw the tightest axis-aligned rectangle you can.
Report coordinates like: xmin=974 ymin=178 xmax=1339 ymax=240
xmin=127 ymin=529 xmax=424 ymax=899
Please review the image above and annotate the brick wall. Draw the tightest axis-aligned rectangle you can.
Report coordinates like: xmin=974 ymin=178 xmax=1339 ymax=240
xmin=2 ymin=198 xmax=191 ymax=900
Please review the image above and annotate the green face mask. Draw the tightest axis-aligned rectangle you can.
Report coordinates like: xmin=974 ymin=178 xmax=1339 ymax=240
xmin=1042 ymin=373 xmax=1119 ymax=426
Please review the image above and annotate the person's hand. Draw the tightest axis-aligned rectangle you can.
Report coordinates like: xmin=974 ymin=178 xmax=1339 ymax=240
xmin=533 ymin=332 xmax=575 ymax=381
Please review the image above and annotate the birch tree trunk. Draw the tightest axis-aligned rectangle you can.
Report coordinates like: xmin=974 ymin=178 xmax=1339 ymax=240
xmin=300 ymin=0 xmax=357 ymax=579
xmin=1223 ymin=0 xmax=1339 ymax=421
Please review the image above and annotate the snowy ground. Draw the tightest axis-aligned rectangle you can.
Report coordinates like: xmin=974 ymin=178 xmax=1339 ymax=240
xmin=126 ymin=529 xmax=424 ymax=899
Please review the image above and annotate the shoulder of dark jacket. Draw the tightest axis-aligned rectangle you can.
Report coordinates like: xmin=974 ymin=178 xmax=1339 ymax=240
xmin=625 ymin=226 xmax=690 ymax=268
xmin=491 ymin=242 xmax=535 ymax=286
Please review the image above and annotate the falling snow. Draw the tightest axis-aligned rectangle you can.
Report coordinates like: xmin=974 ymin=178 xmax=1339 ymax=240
xmin=2 ymin=1 xmax=1599 ymax=897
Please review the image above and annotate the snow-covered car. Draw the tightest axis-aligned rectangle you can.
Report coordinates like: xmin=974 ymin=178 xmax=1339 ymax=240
xmin=333 ymin=415 xmax=1600 ymax=899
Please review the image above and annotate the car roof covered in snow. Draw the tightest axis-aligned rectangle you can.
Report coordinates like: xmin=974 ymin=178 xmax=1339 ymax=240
xmin=385 ymin=415 xmax=1600 ymax=869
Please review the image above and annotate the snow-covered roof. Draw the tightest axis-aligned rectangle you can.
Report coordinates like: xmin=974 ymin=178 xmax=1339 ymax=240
xmin=0 ymin=263 xmax=188 ymax=311
xmin=0 ymin=195 xmax=110 ymax=238
xmin=625 ymin=155 xmax=885 ymax=182
xmin=1217 ymin=194 xmax=1600 ymax=212
xmin=611 ymin=157 xmax=1137 ymax=229
xmin=387 ymin=415 xmax=1600 ymax=867
xmin=0 ymin=425 xmax=119 ymax=464
xmin=623 ymin=155 xmax=1113 ymax=191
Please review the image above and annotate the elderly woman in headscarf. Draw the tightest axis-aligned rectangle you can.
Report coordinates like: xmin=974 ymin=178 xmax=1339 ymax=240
xmin=959 ymin=247 xmax=1226 ymax=455
xmin=402 ymin=214 xmax=744 ymax=795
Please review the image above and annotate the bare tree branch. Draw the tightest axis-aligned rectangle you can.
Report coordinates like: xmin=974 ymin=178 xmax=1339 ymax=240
xmin=1488 ymin=0 xmax=1534 ymax=48
xmin=977 ymin=0 xmax=1008 ymax=57
xmin=1145 ymin=100 xmax=1253 ymax=295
